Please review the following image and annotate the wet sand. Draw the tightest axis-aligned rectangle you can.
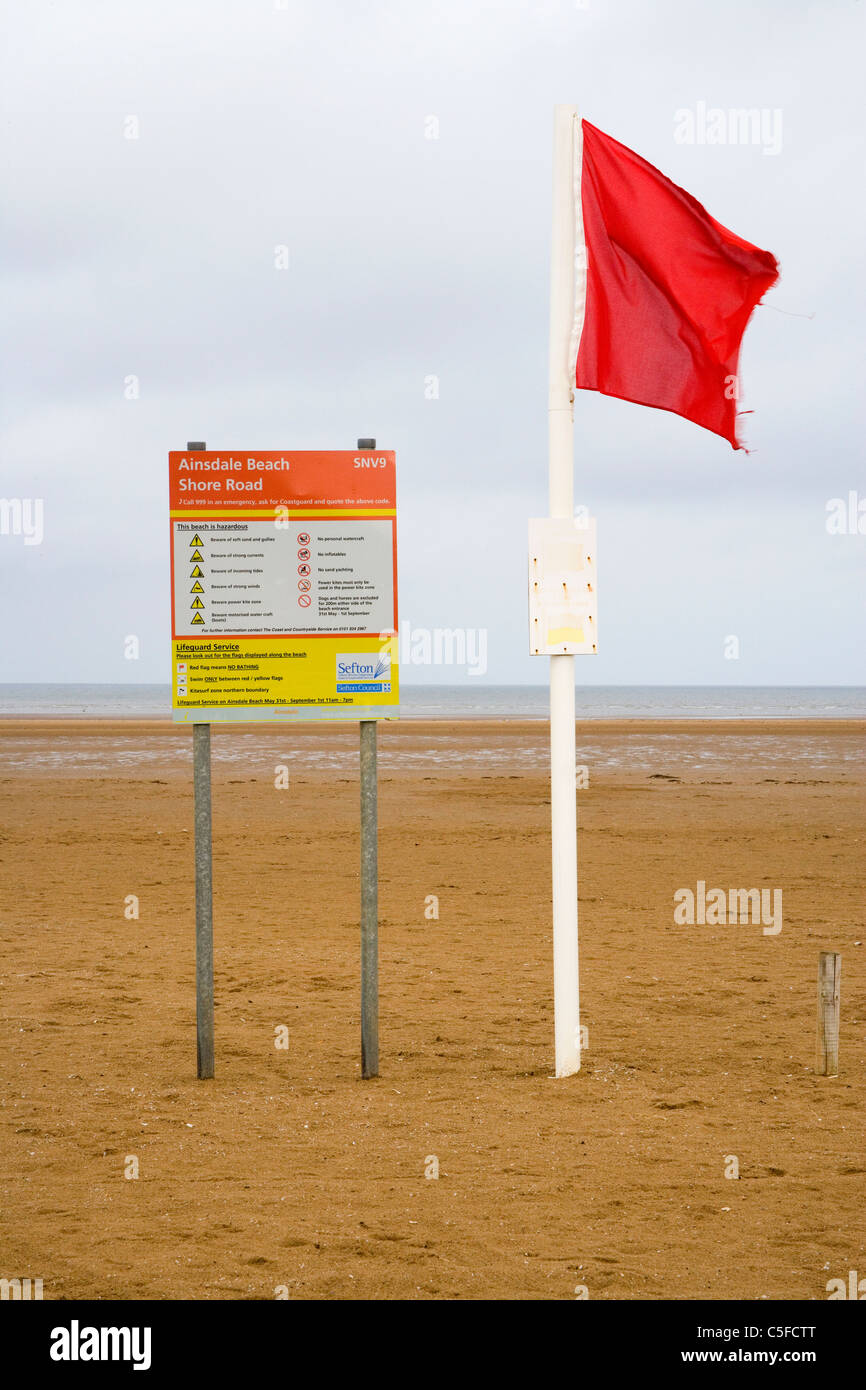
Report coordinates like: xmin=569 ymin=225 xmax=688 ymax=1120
xmin=0 ymin=718 xmax=863 ymax=1299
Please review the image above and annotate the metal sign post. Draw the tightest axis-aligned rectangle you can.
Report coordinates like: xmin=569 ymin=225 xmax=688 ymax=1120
xmin=357 ymin=437 xmax=379 ymax=1078
xmin=188 ymin=440 xmax=215 ymax=1079
xmin=359 ymin=718 xmax=379 ymax=1078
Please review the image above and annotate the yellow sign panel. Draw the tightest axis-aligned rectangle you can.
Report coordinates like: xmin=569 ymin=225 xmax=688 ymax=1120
xmin=171 ymin=637 xmax=398 ymax=713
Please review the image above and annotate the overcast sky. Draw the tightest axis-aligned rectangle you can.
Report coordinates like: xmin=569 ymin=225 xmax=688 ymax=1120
xmin=1 ymin=0 xmax=864 ymax=686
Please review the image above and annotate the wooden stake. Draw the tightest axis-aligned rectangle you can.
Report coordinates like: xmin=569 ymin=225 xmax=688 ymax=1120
xmin=816 ymin=950 xmax=841 ymax=1077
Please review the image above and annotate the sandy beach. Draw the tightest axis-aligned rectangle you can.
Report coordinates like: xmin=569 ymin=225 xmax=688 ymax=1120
xmin=0 ymin=717 xmax=863 ymax=1300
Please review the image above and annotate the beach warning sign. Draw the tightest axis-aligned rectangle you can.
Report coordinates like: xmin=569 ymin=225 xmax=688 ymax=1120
xmin=168 ymin=450 xmax=398 ymax=721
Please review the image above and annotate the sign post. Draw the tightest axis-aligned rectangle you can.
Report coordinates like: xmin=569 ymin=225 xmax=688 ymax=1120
xmin=192 ymin=725 xmax=214 ymax=1078
xmin=357 ymin=439 xmax=380 ymax=1079
xmin=527 ymin=105 xmax=598 ymax=1078
xmin=187 ymin=441 xmax=215 ymax=1080
xmin=169 ymin=444 xmax=398 ymax=1078
xmin=547 ymin=106 xmax=580 ymax=1078
xmin=359 ymin=717 xmax=378 ymax=1076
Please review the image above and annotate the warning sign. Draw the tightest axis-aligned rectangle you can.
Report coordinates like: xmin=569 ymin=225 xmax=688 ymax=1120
xmin=169 ymin=451 xmax=398 ymax=722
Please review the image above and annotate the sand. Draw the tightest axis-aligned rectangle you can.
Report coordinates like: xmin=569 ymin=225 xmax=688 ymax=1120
xmin=0 ymin=717 xmax=863 ymax=1300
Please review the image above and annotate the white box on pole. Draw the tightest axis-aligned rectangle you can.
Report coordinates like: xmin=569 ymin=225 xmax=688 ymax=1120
xmin=528 ymin=517 xmax=597 ymax=656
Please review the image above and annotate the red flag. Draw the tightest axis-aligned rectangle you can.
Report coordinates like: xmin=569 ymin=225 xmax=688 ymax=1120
xmin=573 ymin=120 xmax=779 ymax=449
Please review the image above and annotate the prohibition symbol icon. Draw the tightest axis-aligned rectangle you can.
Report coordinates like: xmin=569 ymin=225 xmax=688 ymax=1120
xmin=298 ymin=579 xmax=311 ymax=592
xmin=298 ymin=563 xmax=311 ymax=576
xmin=297 ymin=532 xmax=310 ymax=545
xmin=298 ymin=594 xmax=312 ymax=608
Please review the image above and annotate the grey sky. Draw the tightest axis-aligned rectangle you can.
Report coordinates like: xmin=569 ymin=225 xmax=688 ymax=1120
xmin=1 ymin=0 xmax=864 ymax=685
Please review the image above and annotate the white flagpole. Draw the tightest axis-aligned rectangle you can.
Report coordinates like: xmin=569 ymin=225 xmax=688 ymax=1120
xmin=548 ymin=104 xmax=580 ymax=1077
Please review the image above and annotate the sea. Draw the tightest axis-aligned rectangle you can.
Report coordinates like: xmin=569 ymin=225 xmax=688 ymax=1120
xmin=0 ymin=684 xmax=864 ymax=719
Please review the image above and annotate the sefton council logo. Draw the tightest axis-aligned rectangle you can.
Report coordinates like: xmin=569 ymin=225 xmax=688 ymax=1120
xmin=336 ymin=653 xmax=391 ymax=693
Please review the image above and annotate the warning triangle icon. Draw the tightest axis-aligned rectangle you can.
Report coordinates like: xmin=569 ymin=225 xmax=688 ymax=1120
xmin=191 ymin=598 xmax=204 ymax=609
xmin=190 ymin=534 xmax=203 ymax=546
xmin=190 ymin=549 xmax=203 ymax=561
xmin=191 ymin=581 xmax=204 ymax=593
xmin=191 ymin=613 xmax=205 ymax=625
xmin=190 ymin=565 xmax=204 ymax=578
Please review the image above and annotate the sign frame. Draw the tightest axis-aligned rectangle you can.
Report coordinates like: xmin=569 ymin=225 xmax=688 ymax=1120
xmin=168 ymin=449 xmax=399 ymax=723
